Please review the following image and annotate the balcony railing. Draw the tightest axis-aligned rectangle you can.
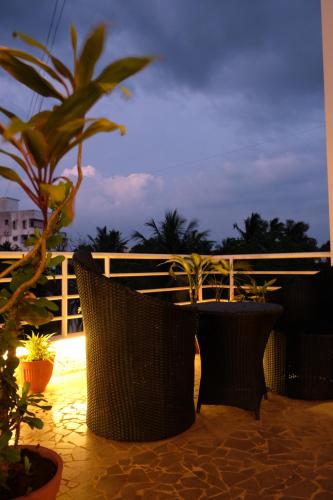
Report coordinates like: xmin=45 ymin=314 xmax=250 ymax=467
xmin=0 ymin=250 xmax=330 ymax=337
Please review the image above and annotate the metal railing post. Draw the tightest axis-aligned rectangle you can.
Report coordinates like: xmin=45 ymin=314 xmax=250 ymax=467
xmin=229 ymin=258 xmax=234 ymax=301
xmin=61 ymin=256 xmax=68 ymax=337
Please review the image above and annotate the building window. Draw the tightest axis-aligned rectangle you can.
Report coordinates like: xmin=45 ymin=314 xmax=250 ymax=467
xmin=29 ymin=219 xmax=34 ymax=228
xmin=13 ymin=220 xmax=16 ymax=230
xmin=4 ymin=219 xmax=8 ymax=226
xmin=22 ymin=220 xmax=27 ymax=229
xmin=13 ymin=236 xmax=18 ymax=241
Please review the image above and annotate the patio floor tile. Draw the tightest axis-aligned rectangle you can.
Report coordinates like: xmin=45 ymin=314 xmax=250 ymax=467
xmin=20 ymin=356 xmax=333 ymax=499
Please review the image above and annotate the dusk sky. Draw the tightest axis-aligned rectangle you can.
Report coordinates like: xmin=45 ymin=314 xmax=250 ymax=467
xmin=0 ymin=0 xmax=328 ymax=247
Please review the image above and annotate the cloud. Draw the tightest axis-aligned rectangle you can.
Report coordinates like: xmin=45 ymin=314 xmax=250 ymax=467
xmin=62 ymin=165 xmax=96 ymax=178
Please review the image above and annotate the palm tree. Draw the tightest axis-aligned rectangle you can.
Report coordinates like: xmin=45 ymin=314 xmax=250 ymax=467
xmin=87 ymin=226 xmax=128 ymax=252
xmin=131 ymin=209 xmax=213 ymax=253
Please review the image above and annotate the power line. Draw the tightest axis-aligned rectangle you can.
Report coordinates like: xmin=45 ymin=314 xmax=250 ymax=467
xmin=38 ymin=0 xmax=67 ymax=113
xmin=27 ymin=0 xmax=60 ymax=119
xmin=150 ymin=125 xmax=325 ymax=176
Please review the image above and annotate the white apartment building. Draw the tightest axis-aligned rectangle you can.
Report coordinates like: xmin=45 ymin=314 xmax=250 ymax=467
xmin=0 ymin=197 xmax=44 ymax=248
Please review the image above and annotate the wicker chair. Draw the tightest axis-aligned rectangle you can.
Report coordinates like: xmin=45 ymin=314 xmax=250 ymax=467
xmin=264 ymin=267 xmax=333 ymax=399
xmin=73 ymin=250 xmax=197 ymax=441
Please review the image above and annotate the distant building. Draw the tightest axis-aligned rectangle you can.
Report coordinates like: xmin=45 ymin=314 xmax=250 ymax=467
xmin=0 ymin=197 xmax=44 ymax=248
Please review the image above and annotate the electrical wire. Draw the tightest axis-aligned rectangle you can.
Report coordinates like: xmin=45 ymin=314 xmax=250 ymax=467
xmin=27 ymin=0 xmax=60 ymax=119
xmin=37 ymin=0 xmax=67 ymax=113
xmin=149 ymin=124 xmax=325 ymax=176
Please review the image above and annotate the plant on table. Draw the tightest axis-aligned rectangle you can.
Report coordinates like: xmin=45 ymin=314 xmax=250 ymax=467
xmin=164 ymin=253 xmax=230 ymax=304
xmin=236 ymin=277 xmax=277 ymax=303
xmin=0 ymin=24 xmax=152 ymax=498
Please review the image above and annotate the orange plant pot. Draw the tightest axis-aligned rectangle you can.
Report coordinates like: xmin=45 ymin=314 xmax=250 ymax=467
xmin=19 ymin=359 xmax=54 ymax=393
xmin=15 ymin=445 xmax=63 ymax=500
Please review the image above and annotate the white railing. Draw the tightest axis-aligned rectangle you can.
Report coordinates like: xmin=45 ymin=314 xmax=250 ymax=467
xmin=0 ymin=250 xmax=330 ymax=337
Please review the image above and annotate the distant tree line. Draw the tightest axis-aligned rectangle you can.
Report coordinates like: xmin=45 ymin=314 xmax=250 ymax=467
xmin=73 ymin=209 xmax=328 ymax=256
xmin=0 ymin=208 xmax=329 ymax=256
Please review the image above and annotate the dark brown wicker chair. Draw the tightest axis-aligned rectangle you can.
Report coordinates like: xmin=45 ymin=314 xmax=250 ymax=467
xmin=73 ymin=250 xmax=197 ymax=441
xmin=264 ymin=267 xmax=333 ymax=400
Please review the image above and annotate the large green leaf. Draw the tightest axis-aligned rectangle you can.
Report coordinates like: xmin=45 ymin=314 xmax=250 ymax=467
xmin=18 ymin=301 xmax=54 ymax=326
xmin=0 ymin=52 xmax=64 ymax=100
xmin=43 ymin=82 xmax=102 ymax=137
xmin=54 ymin=118 xmax=126 ymax=161
xmin=0 ymin=166 xmax=22 ymax=183
xmin=77 ymin=24 xmax=105 ymax=87
xmin=0 ymin=149 xmax=27 ymax=171
xmin=13 ymin=31 xmax=74 ymax=85
xmin=29 ymin=111 xmax=52 ymax=131
xmin=71 ymin=24 xmax=78 ymax=64
xmin=1 ymin=48 xmax=67 ymax=88
xmin=40 ymin=182 xmax=69 ymax=206
xmin=0 ymin=106 xmax=18 ymax=120
xmin=96 ymin=56 xmax=153 ymax=91
xmin=22 ymin=129 xmax=49 ymax=168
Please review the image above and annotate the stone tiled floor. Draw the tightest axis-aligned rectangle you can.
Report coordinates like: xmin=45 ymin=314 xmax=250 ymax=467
xmin=21 ymin=356 xmax=333 ymax=499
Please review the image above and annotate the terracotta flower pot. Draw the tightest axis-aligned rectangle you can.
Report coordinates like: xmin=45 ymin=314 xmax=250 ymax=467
xmin=15 ymin=446 xmax=63 ymax=500
xmin=19 ymin=359 xmax=54 ymax=393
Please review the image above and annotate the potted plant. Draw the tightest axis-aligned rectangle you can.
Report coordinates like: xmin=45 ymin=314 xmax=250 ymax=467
xmin=165 ymin=253 xmax=229 ymax=304
xmin=18 ymin=332 xmax=55 ymax=394
xmin=0 ymin=24 xmax=152 ymax=498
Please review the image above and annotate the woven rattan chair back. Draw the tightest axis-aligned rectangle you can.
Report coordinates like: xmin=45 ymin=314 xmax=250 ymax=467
xmin=73 ymin=250 xmax=196 ymax=441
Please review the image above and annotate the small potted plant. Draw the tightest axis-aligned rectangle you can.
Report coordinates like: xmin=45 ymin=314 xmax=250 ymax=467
xmin=19 ymin=332 xmax=56 ymax=393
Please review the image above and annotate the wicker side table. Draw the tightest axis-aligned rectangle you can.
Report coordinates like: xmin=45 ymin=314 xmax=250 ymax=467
xmin=195 ymin=302 xmax=282 ymax=419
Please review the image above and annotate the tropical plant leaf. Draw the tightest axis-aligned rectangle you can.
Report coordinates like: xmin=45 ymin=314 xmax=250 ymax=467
xmin=96 ymin=56 xmax=152 ymax=92
xmin=0 ymin=51 xmax=64 ymax=100
xmin=1 ymin=48 xmax=67 ymax=88
xmin=0 ymin=166 xmax=22 ymax=183
xmin=40 ymin=182 xmax=70 ymax=206
xmin=0 ymin=149 xmax=27 ymax=171
xmin=43 ymin=82 xmax=102 ymax=137
xmin=29 ymin=111 xmax=52 ymax=131
xmin=13 ymin=31 xmax=74 ymax=84
xmin=70 ymin=24 xmax=77 ymax=63
xmin=77 ymin=24 xmax=105 ymax=87
xmin=0 ymin=106 xmax=18 ymax=120
xmin=22 ymin=128 xmax=49 ymax=168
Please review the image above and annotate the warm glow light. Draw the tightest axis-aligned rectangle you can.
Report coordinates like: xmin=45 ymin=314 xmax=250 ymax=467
xmin=52 ymin=335 xmax=86 ymax=378
xmin=16 ymin=334 xmax=86 ymax=380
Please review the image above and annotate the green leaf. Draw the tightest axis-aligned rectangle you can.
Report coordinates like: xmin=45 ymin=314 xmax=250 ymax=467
xmin=46 ymin=234 xmax=63 ymax=249
xmin=71 ymin=24 xmax=77 ymax=63
xmin=23 ymin=416 xmax=44 ymax=429
xmin=0 ymin=148 xmax=28 ymax=171
xmin=0 ymin=51 xmax=64 ymax=100
xmin=4 ymin=117 xmax=30 ymax=138
xmin=61 ymin=119 xmax=126 ymax=155
xmin=37 ymin=297 xmax=59 ymax=312
xmin=44 ymin=82 xmax=102 ymax=137
xmin=49 ymin=255 xmax=64 ymax=267
xmin=0 ymin=106 xmax=18 ymax=120
xmin=77 ymin=24 xmax=105 ymax=87
xmin=29 ymin=111 xmax=52 ymax=131
xmin=22 ymin=128 xmax=49 ymax=168
xmin=1 ymin=48 xmax=67 ymax=88
xmin=40 ymin=181 xmax=69 ymax=206
xmin=18 ymin=301 xmax=54 ymax=326
xmin=96 ymin=56 xmax=153 ymax=92
xmin=13 ymin=31 xmax=74 ymax=84
xmin=0 ymin=166 xmax=22 ymax=184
